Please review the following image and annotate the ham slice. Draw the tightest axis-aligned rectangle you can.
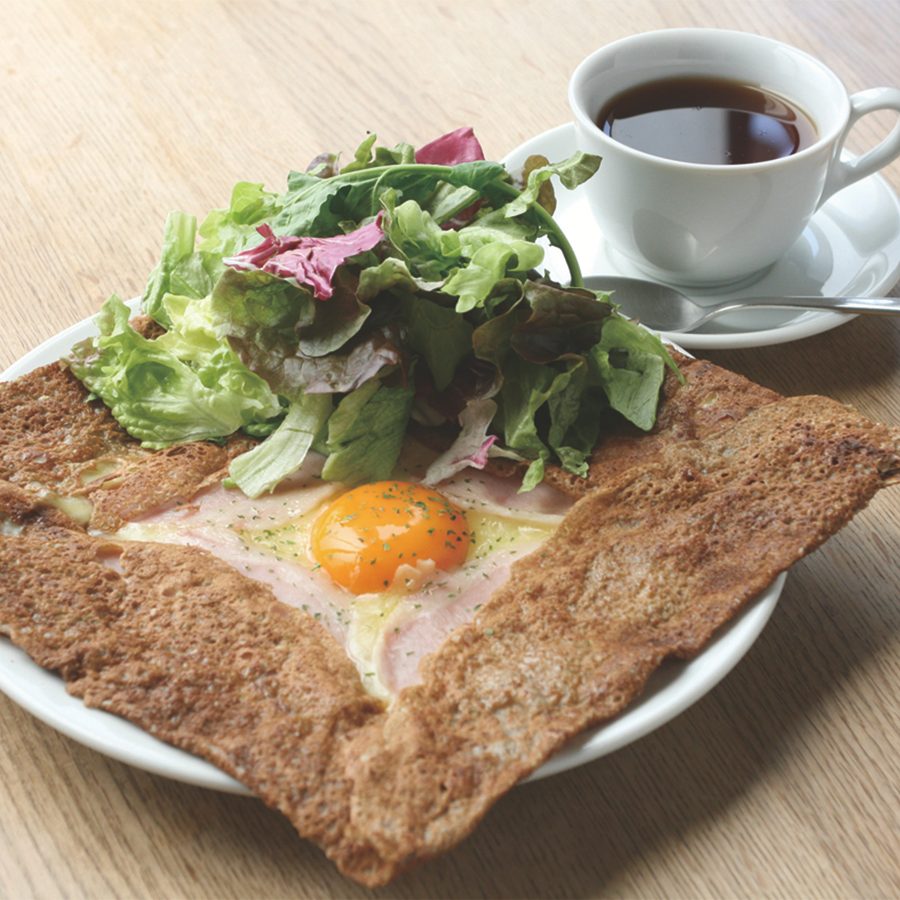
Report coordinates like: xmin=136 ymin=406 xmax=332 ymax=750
xmin=114 ymin=452 xmax=573 ymax=696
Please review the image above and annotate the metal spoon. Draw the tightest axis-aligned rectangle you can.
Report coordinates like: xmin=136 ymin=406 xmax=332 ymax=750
xmin=583 ymin=275 xmax=900 ymax=334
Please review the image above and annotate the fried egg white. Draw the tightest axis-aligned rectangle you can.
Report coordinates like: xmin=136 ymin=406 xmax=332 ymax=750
xmin=114 ymin=450 xmax=572 ymax=700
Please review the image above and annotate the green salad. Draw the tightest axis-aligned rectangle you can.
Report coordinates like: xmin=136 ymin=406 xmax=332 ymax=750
xmin=68 ymin=128 xmax=678 ymax=497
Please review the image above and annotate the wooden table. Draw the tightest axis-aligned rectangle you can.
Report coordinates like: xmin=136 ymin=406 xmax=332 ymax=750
xmin=2 ymin=2 xmax=898 ymax=897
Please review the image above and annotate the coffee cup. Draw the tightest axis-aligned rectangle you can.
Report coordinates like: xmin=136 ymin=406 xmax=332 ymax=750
xmin=568 ymin=29 xmax=900 ymax=286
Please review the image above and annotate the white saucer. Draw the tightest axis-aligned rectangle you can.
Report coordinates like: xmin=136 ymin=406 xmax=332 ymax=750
xmin=503 ymin=124 xmax=900 ymax=350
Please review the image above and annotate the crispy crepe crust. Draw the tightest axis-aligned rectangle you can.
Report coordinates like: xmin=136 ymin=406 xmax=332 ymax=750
xmin=0 ymin=363 xmax=252 ymax=532
xmin=0 ymin=483 xmax=391 ymax=882
xmin=87 ymin=438 xmax=253 ymax=532
xmin=1 ymin=358 xmax=898 ymax=886
xmin=341 ymin=395 xmax=899 ymax=876
xmin=0 ymin=362 xmax=144 ymax=493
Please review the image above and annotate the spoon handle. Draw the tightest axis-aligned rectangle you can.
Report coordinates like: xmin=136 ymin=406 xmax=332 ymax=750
xmin=726 ymin=295 xmax=900 ymax=315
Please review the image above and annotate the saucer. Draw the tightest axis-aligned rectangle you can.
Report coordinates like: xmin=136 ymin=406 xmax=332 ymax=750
xmin=502 ymin=124 xmax=900 ymax=350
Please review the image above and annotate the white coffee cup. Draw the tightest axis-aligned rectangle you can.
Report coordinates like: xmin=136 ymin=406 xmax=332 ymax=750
xmin=568 ymin=29 xmax=900 ymax=286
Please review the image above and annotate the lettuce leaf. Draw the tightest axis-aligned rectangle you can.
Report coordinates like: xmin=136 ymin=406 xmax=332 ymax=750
xmin=321 ymin=380 xmax=414 ymax=484
xmin=210 ymin=268 xmax=316 ymax=353
xmin=71 ymin=132 xmax=677 ymax=497
xmin=357 ymin=257 xmax=440 ymax=301
xmin=471 ymin=280 xmax=669 ymax=485
xmin=228 ymin=393 xmax=331 ymax=498
xmin=142 ymin=212 xmax=211 ymax=328
xmin=492 ymin=355 xmax=555 ymax=469
xmin=211 ymin=268 xmax=384 ymax=396
xmin=396 ymin=294 xmax=473 ymax=391
xmin=142 ymin=184 xmax=283 ymax=328
xmin=443 ymin=243 xmax=533 ymax=313
xmin=455 ymin=206 xmax=542 ymax=257
xmin=382 ymin=198 xmax=461 ymax=280
xmin=440 ymin=208 xmax=542 ymax=313
xmin=212 ymin=265 xmax=374 ymax=361
xmin=234 ymin=326 xmax=402 ymax=398
xmin=423 ymin=397 xmax=498 ymax=485
xmin=510 ymin=281 xmax=613 ymax=363
xmin=495 ymin=355 xmax=597 ymax=491
xmin=68 ymin=295 xmax=281 ymax=448
xmin=588 ymin=317 xmax=677 ymax=431
xmin=198 ymin=181 xmax=283 ymax=263
xmin=590 ymin=346 xmax=662 ymax=432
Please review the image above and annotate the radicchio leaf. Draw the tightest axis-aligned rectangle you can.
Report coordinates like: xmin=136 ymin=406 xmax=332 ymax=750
xmin=415 ymin=126 xmax=486 ymax=166
xmin=224 ymin=216 xmax=384 ymax=300
xmin=423 ymin=398 xmax=498 ymax=485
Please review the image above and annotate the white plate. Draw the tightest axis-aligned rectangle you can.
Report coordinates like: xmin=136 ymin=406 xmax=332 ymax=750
xmin=0 ymin=300 xmax=783 ymax=794
xmin=503 ymin=124 xmax=900 ymax=350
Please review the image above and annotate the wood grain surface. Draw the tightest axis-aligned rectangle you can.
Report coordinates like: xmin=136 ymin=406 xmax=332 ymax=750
xmin=1 ymin=1 xmax=898 ymax=897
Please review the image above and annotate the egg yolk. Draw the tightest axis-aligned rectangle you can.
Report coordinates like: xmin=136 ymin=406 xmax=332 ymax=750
xmin=310 ymin=481 xmax=470 ymax=594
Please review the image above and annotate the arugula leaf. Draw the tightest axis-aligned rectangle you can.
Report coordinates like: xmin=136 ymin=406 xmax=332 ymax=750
xmin=275 ymin=161 xmax=506 ymax=239
xmin=504 ymin=152 xmax=602 ymax=218
xmin=427 ymin=184 xmax=482 ymax=224
xmin=339 ymin=133 xmax=417 ymax=172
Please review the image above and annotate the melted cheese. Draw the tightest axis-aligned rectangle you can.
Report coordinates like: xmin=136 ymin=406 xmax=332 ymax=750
xmin=113 ymin=454 xmax=571 ymax=700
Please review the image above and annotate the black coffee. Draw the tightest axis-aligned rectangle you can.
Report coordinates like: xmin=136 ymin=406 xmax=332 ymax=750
xmin=596 ymin=76 xmax=817 ymax=165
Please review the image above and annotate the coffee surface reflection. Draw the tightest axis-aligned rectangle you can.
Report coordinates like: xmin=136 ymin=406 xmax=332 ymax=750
xmin=597 ymin=76 xmax=817 ymax=165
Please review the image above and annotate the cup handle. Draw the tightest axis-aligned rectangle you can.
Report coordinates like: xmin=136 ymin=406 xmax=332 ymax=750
xmin=818 ymin=87 xmax=900 ymax=207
